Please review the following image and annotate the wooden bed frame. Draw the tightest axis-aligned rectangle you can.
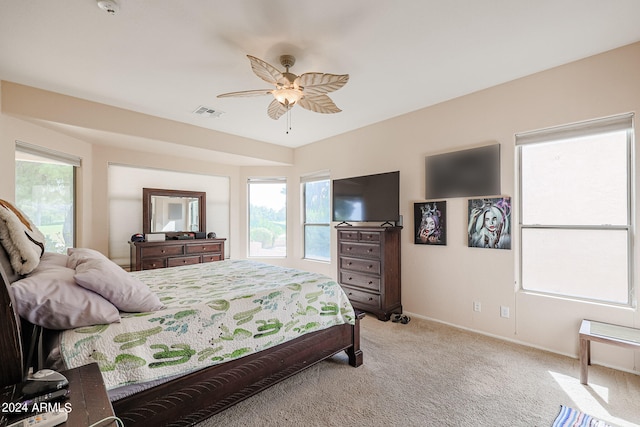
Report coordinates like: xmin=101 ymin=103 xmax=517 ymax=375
xmin=0 ymin=245 xmax=364 ymax=426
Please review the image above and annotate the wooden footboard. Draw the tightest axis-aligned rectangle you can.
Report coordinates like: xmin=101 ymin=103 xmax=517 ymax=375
xmin=113 ymin=312 xmax=364 ymax=426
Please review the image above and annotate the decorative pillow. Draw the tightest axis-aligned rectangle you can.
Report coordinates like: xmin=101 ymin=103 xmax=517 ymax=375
xmin=11 ymin=264 xmax=121 ymax=330
xmin=0 ymin=199 xmax=46 ymax=275
xmin=66 ymin=247 xmax=109 ymax=269
xmin=74 ymin=258 xmax=164 ymax=313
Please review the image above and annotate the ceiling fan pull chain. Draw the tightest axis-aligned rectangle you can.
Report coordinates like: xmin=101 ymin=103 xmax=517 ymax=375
xmin=286 ymin=106 xmax=293 ymax=134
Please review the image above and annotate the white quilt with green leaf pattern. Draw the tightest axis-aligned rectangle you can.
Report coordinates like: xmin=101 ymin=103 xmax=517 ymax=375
xmin=59 ymin=260 xmax=356 ymax=390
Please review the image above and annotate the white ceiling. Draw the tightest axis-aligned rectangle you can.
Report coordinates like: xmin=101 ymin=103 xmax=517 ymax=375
xmin=1 ymin=0 xmax=640 ymax=149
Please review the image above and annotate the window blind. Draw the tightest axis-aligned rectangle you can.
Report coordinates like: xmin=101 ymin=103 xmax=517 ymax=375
xmin=15 ymin=140 xmax=82 ymax=167
xmin=515 ymin=113 xmax=633 ymax=146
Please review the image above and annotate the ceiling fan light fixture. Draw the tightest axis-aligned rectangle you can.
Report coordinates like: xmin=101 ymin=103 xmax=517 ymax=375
xmin=217 ymin=54 xmax=349 ymax=122
xmin=273 ymin=88 xmax=303 ymax=106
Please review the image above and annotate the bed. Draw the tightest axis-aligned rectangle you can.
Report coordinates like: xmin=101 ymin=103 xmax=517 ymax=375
xmin=0 ymin=201 xmax=363 ymax=426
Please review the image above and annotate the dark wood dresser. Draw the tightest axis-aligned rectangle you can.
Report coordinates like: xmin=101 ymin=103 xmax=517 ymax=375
xmin=129 ymin=239 xmax=226 ymax=271
xmin=336 ymin=226 xmax=402 ymax=321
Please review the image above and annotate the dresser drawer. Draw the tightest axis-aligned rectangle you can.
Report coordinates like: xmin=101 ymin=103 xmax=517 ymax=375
xmin=167 ymin=256 xmax=201 ymax=267
xmin=342 ymin=287 xmax=380 ymax=308
xmin=141 ymin=258 xmax=167 ymax=270
xmin=339 ymin=242 xmax=380 ymax=258
xmin=202 ymin=253 xmax=223 ymax=263
xmin=340 ymin=256 xmax=380 ymax=275
xmin=338 ymin=230 xmax=359 ymax=241
xmin=141 ymin=245 xmax=184 ymax=258
xmin=358 ymin=231 xmax=381 ymax=243
xmin=340 ymin=270 xmax=380 ymax=292
xmin=186 ymin=242 xmax=223 ymax=254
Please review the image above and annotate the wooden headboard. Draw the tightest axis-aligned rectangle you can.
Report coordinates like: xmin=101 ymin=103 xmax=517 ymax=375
xmin=0 ymin=243 xmax=25 ymax=388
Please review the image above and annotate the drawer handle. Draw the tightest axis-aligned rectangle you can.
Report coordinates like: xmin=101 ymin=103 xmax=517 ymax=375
xmin=368 ymin=297 xmax=373 ymax=301
xmin=161 ymin=250 xmax=166 ymax=253
xmin=368 ymin=265 xmax=373 ymax=269
xmin=368 ymin=281 xmax=373 ymax=285
xmin=182 ymin=260 xmax=187 ymax=264
xmin=347 ymin=262 xmax=352 ymax=266
xmin=367 ymin=248 xmax=373 ymax=253
xmin=348 ymin=277 xmax=353 ymax=281
xmin=348 ymin=292 xmax=353 ymax=296
xmin=347 ymin=247 xmax=352 ymax=251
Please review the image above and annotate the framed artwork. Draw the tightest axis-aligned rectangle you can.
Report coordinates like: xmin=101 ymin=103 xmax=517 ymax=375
xmin=467 ymin=197 xmax=511 ymax=249
xmin=414 ymin=201 xmax=446 ymax=245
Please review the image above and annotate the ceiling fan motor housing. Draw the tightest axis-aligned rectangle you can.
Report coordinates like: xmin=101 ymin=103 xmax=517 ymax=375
xmin=279 ymin=55 xmax=296 ymax=69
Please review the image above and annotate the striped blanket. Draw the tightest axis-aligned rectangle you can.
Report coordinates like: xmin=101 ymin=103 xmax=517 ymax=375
xmin=552 ymin=405 xmax=612 ymax=427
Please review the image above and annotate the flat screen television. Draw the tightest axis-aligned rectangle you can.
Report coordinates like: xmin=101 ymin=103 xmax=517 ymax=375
xmin=425 ymin=143 xmax=500 ymax=199
xmin=332 ymin=171 xmax=400 ymax=224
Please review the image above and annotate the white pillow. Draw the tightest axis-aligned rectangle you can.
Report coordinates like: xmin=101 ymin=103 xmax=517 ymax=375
xmin=66 ymin=247 xmax=109 ymax=269
xmin=40 ymin=252 xmax=69 ymax=268
xmin=74 ymin=258 xmax=164 ymax=313
xmin=11 ymin=264 xmax=121 ymax=330
xmin=0 ymin=199 xmax=46 ymax=275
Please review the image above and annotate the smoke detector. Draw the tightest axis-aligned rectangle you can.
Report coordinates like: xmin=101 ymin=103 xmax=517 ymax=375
xmin=97 ymin=0 xmax=119 ymax=15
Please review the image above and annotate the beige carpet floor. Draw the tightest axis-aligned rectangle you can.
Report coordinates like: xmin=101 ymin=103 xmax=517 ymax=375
xmin=196 ymin=315 xmax=640 ymax=427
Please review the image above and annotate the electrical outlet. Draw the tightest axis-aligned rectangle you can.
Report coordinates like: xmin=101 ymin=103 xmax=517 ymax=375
xmin=473 ymin=301 xmax=481 ymax=312
xmin=500 ymin=306 xmax=510 ymax=318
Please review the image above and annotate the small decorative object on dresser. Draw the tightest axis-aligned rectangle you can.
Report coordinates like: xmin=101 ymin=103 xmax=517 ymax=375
xmin=129 ymin=238 xmax=226 ymax=271
xmin=336 ymin=226 xmax=402 ymax=321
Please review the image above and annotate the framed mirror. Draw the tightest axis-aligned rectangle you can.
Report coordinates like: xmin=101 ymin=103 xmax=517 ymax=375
xmin=143 ymin=188 xmax=206 ymax=235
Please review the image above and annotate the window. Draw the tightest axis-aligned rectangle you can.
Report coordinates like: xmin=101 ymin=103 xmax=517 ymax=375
xmin=302 ymin=176 xmax=330 ymax=261
xmin=516 ymin=114 xmax=634 ymax=305
xmin=248 ymin=178 xmax=286 ymax=257
xmin=15 ymin=141 xmax=79 ymax=254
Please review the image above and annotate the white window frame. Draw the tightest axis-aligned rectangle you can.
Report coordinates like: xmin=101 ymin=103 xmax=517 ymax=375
xmin=301 ymin=173 xmax=331 ymax=262
xmin=15 ymin=141 xmax=80 ymax=253
xmin=516 ymin=113 xmax=634 ymax=306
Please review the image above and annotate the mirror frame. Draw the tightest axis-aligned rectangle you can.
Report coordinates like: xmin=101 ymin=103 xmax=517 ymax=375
xmin=143 ymin=188 xmax=206 ymax=235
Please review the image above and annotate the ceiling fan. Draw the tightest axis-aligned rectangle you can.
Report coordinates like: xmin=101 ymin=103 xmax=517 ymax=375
xmin=217 ymin=55 xmax=349 ymax=120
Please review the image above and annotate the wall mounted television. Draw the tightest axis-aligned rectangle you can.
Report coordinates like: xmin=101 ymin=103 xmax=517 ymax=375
xmin=425 ymin=143 xmax=500 ymax=199
xmin=332 ymin=171 xmax=400 ymax=224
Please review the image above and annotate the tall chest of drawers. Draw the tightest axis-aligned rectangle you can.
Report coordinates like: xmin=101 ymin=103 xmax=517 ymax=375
xmin=336 ymin=226 xmax=402 ymax=320
xmin=130 ymin=239 xmax=226 ymax=271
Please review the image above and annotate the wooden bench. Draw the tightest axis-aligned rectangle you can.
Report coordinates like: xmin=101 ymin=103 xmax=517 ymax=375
xmin=579 ymin=319 xmax=640 ymax=384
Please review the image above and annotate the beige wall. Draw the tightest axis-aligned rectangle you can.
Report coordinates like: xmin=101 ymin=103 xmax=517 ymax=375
xmin=294 ymin=42 xmax=640 ymax=374
xmin=1 ymin=42 xmax=639 ymax=374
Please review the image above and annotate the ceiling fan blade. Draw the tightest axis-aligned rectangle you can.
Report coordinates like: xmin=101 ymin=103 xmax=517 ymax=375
xmin=267 ymin=98 xmax=288 ymax=120
xmin=247 ymin=55 xmax=289 ymax=86
xmin=297 ymin=94 xmax=342 ymax=114
xmin=297 ymin=73 xmax=349 ymax=96
xmin=217 ymin=89 xmax=273 ymax=98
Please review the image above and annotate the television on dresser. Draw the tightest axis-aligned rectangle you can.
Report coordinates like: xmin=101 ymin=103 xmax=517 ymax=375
xmin=332 ymin=171 xmax=400 ymax=224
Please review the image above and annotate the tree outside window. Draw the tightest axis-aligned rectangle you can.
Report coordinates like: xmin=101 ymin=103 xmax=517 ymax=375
xmin=248 ymin=179 xmax=286 ymax=257
xmin=15 ymin=153 xmax=75 ymax=254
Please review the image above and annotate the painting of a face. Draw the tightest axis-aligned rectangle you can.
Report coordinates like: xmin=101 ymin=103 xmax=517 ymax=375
xmin=468 ymin=197 xmax=511 ymax=249
xmin=484 ymin=210 xmax=499 ymax=232
xmin=414 ymin=201 xmax=446 ymax=245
